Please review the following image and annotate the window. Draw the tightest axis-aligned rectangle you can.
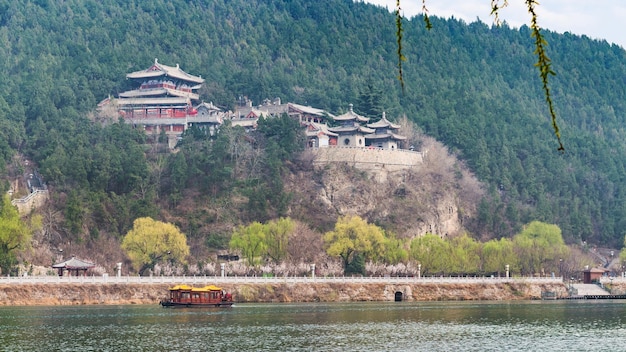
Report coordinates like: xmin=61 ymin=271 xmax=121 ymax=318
xmin=344 ymin=138 xmax=350 ymax=146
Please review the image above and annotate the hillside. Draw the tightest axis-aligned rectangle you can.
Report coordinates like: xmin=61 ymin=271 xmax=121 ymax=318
xmin=2 ymin=0 xmax=626 ymax=273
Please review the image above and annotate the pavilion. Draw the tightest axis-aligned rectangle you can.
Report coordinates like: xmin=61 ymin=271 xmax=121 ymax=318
xmin=52 ymin=257 xmax=96 ymax=277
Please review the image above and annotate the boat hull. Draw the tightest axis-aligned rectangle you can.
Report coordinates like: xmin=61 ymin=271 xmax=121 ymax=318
xmin=160 ymin=300 xmax=233 ymax=308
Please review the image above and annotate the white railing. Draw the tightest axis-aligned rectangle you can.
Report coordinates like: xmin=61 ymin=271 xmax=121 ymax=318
xmin=10 ymin=189 xmax=48 ymax=205
xmin=0 ymin=275 xmax=563 ymax=285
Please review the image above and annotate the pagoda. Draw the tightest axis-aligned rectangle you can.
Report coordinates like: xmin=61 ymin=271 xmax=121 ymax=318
xmin=328 ymin=104 xmax=374 ymax=148
xmin=115 ymin=58 xmax=205 ymax=135
xmin=365 ymin=112 xmax=406 ymax=150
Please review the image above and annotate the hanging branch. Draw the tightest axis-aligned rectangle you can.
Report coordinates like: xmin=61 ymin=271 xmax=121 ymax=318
xmin=526 ymin=0 xmax=564 ymax=151
xmin=422 ymin=0 xmax=432 ymax=29
xmin=490 ymin=0 xmax=509 ymax=25
xmin=397 ymin=0 xmax=564 ymax=151
xmin=395 ymin=0 xmax=407 ymax=93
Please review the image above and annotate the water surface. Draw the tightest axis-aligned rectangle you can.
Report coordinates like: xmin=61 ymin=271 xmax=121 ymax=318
xmin=1 ymin=300 xmax=624 ymax=351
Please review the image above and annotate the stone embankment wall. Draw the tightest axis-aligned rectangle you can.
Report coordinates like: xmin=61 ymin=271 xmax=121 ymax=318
xmin=0 ymin=282 xmax=568 ymax=306
xmin=312 ymin=147 xmax=424 ymax=173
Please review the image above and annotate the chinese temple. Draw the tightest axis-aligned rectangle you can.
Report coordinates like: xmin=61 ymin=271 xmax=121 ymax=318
xmin=113 ymin=59 xmax=209 ymax=140
xmin=328 ymin=104 xmax=375 ymax=148
xmin=365 ymin=112 xmax=407 ymax=150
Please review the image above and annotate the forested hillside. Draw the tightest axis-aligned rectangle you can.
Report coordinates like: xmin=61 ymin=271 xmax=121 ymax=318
xmin=1 ymin=0 xmax=626 ymax=256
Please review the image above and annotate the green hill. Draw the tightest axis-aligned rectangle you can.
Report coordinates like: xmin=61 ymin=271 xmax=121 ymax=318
xmin=2 ymin=0 xmax=626 ymax=252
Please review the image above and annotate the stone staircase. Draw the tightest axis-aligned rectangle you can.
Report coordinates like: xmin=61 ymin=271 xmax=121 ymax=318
xmin=572 ymin=283 xmax=610 ymax=296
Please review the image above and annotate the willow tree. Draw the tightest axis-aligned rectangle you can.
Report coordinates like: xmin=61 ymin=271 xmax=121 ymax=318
xmin=396 ymin=0 xmax=563 ymax=150
xmin=482 ymin=237 xmax=518 ymax=275
xmin=265 ymin=217 xmax=295 ymax=263
xmin=324 ymin=215 xmax=387 ymax=275
xmin=121 ymin=217 xmax=190 ymax=276
xmin=409 ymin=233 xmax=450 ymax=275
xmin=229 ymin=221 xmax=268 ymax=266
xmin=512 ymin=221 xmax=568 ymax=275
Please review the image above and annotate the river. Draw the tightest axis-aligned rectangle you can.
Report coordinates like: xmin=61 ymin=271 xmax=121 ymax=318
xmin=1 ymin=300 xmax=624 ymax=351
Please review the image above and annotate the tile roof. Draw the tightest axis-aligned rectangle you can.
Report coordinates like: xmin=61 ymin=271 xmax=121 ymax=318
xmin=52 ymin=257 xmax=95 ymax=269
xmin=126 ymin=58 xmax=205 ymax=84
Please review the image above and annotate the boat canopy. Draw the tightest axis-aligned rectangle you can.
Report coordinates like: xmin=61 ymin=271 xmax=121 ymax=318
xmin=168 ymin=284 xmax=222 ymax=292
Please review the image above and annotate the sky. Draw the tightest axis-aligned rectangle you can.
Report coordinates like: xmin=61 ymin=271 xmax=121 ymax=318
xmin=361 ymin=0 xmax=626 ymax=49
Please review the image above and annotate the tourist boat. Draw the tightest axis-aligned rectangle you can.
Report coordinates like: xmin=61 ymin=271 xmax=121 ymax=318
xmin=160 ymin=284 xmax=234 ymax=308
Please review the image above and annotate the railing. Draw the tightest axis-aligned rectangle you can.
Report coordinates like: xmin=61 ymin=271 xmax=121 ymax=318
xmin=310 ymin=145 xmax=426 ymax=157
xmin=10 ymin=189 xmax=48 ymax=205
xmin=0 ymin=275 xmax=563 ymax=285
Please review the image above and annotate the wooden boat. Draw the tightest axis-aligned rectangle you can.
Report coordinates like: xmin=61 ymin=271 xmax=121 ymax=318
xmin=160 ymin=284 xmax=234 ymax=307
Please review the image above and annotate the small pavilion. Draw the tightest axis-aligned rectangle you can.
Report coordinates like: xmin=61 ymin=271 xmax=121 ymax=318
xmin=582 ymin=267 xmax=609 ymax=284
xmin=52 ymin=257 xmax=96 ymax=277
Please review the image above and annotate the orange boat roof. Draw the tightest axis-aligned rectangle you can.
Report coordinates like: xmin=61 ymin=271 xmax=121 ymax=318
xmin=168 ymin=284 xmax=222 ymax=292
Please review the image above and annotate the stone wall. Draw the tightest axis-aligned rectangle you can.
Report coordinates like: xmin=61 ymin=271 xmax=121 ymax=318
xmin=0 ymin=281 xmax=568 ymax=305
xmin=312 ymin=147 xmax=424 ymax=173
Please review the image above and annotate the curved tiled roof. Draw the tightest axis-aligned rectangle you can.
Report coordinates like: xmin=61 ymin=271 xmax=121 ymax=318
xmin=52 ymin=257 xmax=95 ymax=269
xmin=334 ymin=109 xmax=369 ymax=123
xmin=126 ymin=58 xmax=205 ymax=84
xmin=328 ymin=125 xmax=374 ymax=134
xmin=367 ymin=115 xmax=401 ymax=130
xmin=288 ymin=103 xmax=331 ymax=117
xmin=365 ymin=132 xmax=407 ymax=140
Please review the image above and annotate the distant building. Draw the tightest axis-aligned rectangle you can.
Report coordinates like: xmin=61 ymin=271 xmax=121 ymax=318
xmin=306 ymin=122 xmax=338 ymax=147
xmin=232 ymin=97 xmax=333 ymax=125
xmin=191 ymin=102 xmax=224 ymax=136
xmin=328 ymin=104 xmax=375 ymax=148
xmin=118 ymin=58 xmax=204 ymax=134
xmin=99 ymin=59 xmax=226 ymax=143
xmin=365 ymin=112 xmax=407 ymax=150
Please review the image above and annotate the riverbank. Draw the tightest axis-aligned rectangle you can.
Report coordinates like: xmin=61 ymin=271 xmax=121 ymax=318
xmin=0 ymin=281 xmax=569 ymax=305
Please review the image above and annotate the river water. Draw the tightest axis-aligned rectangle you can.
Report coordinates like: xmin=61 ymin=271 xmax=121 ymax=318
xmin=1 ymin=300 xmax=625 ymax=351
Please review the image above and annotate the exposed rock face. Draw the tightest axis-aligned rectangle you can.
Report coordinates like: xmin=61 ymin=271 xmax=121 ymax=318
xmin=287 ymin=145 xmax=483 ymax=238
xmin=0 ymin=282 xmax=567 ymax=306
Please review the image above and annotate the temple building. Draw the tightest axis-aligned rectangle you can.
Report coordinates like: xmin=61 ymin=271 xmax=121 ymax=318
xmin=232 ymin=97 xmax=333 ymax=125
xmin=306 ymin=122 xmax=338 ymax=147
xmin=191 ymin=102 xmax=224 ymax=136
xmin=365 ymin=112 xmax=407 ymax=150
xmin=102 ymin=59 xmax=227 ymax=145
xmin=328 ymin=104 xmax=375 ymax=148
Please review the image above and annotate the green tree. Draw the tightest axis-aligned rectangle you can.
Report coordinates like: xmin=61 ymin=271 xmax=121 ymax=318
xmin=121 ymin=217 xmax=190 ymax=275
xmin=64 ymin=190 xmax=84 ymax=237
xmin=0 ymin=195 xmax=35 ymax=274
xmin=409 ymin=233 xmax=450 ymax=275
xmin=323 ymin=215 xmax=386 ymax=274
xmin=265 ymin=217 xmax=295 ymax=262
xmin=448 ymin=234 xmax=481 ymax=275
xmin=513 ymin=221 xmax=569 ymax=275
xmin=229 ymin=222 xmax=267 ymax=266
xmin=482 ymin=237 xmax=517 ymax=275
xmin=382 ymin=235 xmax=409 ymax=265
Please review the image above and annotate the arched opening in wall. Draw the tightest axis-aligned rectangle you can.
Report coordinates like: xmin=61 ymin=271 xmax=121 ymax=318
xmin=358 ymin=138 xmax=362 ymax=145
xmin=394 ymin=291 xmax=403 ymax=302
xmin=344 ymin=138 xmax=350 ymax=146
